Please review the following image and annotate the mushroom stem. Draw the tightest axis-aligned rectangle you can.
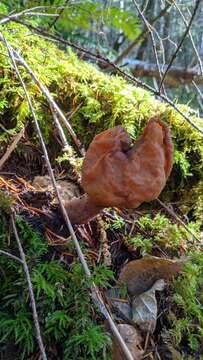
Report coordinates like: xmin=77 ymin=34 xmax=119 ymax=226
xmin=64 ymin=194 xmax=104 ymax=224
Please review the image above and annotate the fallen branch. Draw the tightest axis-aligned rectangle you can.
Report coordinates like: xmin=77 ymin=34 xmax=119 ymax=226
xmin=127 ymin=59 xmax=203 ymax=86
xmin=0 ymin=127 xmax=25 ymax=169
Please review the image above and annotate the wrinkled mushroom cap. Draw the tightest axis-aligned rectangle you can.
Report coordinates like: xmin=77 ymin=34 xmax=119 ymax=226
xmin=82 ymin=117 xmax=173 ymax=208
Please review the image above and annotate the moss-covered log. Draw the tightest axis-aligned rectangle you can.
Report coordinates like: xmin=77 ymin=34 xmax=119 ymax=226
xmin=0 ymin=23 xmax=202 ymax=218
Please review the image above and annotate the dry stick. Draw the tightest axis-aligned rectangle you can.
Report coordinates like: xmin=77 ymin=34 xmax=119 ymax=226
xmin=156 ymin=198 xmax=201 ymax=243
xmin=159 ymin=0 xmax=201 ymax=92
xmin=173 ymin=0 xmax=203 ymax=76
xmin=3 ymin=36 xmax=134 ymax=360
xmin=132 ymin=0 xmax=166 ymax=95
xmin=142 ymin=0 xmax=150 ymax=13
xmin=50 ymin=105 xmax=73 ymax=152
xmin=0 ymin=127 xmax=25 ymax=169
xmin=66 ymin=102 xmax=83 ymax=123
xmin=10 ymin=213 xmax=47 ymax=360
xmin=13 ymin=20 xmax=203 ymax=136
xmin=0 ymin=249 xmax=23 ymax=263
xmin=12 ymin=50 xmax=85 ymax=156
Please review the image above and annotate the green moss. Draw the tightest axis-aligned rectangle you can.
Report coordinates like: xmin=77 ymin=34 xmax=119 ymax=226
xmin=123 ymin=213 xmax=200 ymax=253
xmin=0 ymin=190 xmax=14 ymax=213
xmin=166 ymin=252 xmax=203 ymax=353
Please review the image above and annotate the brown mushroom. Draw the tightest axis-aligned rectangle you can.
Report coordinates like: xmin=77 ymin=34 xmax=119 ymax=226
xmin=64 ymin=116 xmax=173 ymax=224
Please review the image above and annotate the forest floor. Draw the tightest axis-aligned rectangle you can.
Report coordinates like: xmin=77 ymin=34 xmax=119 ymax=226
xmin=0 ymin=135 xmax=202 ymax=360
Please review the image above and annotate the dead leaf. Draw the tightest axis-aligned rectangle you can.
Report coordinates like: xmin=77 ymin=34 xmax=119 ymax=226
xmin=132 ymin=279 xmax=165 ymax=333
xmin=112 ymin=324 xmax=143 ymax=360
xmin=105 ymin=288 xmax=131 ymax=321
xmin=118 ymin=256 xmax=185 ymax=296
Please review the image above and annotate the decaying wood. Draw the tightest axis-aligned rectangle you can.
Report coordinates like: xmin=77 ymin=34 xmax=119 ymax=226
xmin=128 ymin=60 xmax=203 ymax=87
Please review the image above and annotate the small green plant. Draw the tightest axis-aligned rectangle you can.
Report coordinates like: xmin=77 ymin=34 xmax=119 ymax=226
xmin=137 ymin=213 xmax=170 ymax=231
xmin=165 ymin=252 xmax=203 ymax=353
xmin=0 ymin=217 xmax=111 ymax=359
xmin=127 ymin=234 xmax=152 ymax=254
xmin=135 ymin=213 xmax=199 ymax=251
xmin=107 ymin=214 xmax=125 ymax=230
xmin=91 ymin=264 xmax=115 ymax=288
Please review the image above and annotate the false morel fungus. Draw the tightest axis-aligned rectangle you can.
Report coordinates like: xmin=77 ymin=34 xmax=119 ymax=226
xmin=64 ymin=116 xmax=173 ymax=224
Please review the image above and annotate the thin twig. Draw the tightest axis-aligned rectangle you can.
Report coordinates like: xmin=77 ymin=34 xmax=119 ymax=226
xmin=11 ymin=19 xmax=203 ymax=136
xmin=0 ymin=249 xmax=23 ymax=263
xmin=159 ymin=0 xmax=201 ymax=91
xmin=132 ymin=0 xmax=166 ymax=94
xmin=156 ymin=198 xmax=201 ymax=243
xmin=50 ymin=105 xmax=72 ymax=152
xmin=0 ymin=127 xmax=25 ymax=169
xmin=2 ymin=34 xmax=134 ymax=360
xmin=192 ymin=80 xmax=203 ymax=100
xmin=173 ymin=0 xmax=203 ymax=76
xmin=0 ymin=123 xmax=14 ymax=134
xmin=114 ymin=2 xmax=172 ymax=64
xmin=11 ymin=213 xmax=47 ymax=360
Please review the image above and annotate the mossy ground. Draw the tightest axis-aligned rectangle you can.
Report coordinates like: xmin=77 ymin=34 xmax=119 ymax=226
xmin=0 ymin=23 xmax=203 ymax=359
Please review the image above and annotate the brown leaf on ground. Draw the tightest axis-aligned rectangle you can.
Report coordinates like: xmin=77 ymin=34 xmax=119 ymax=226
xmin=105 ymin=287 xmax=132 ymax=322
xmin=132 ymin=279 xmax=165 ymax=333
xmin=112 ymin=324 xmax=143 ymax=360
xmin=118 ymin=256 xmax=185 ymax=296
